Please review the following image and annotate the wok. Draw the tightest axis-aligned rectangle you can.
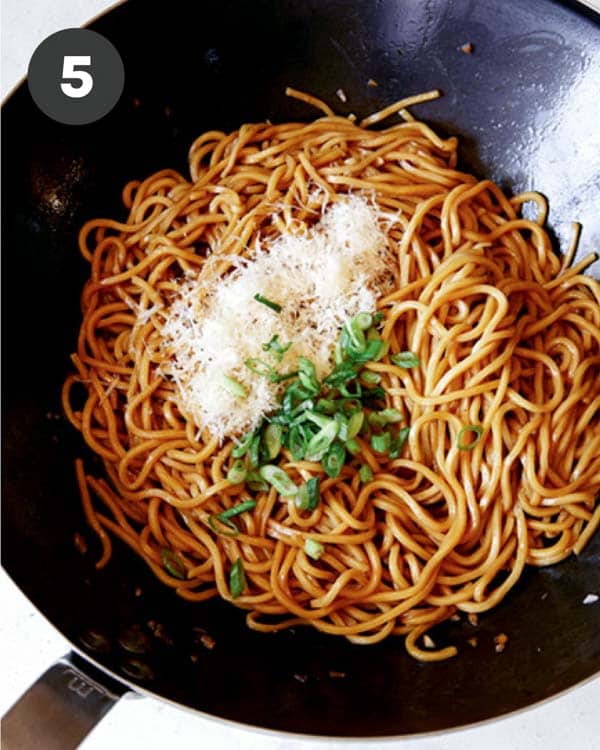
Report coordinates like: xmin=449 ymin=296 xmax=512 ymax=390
xmin=2 ymin=0 xmax=600 ymax=746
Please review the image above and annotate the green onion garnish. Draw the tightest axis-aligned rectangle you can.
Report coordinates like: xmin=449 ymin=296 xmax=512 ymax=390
xmin=304 ymin=538 xmax=324 ymax=560
xmin=231 ymin=431 xmax=254 ymax=458
xmin=254 ymin=293 xmax=282 ymax=313
xmin=296 ymin=476 xmax=320 ymax=511
xmin=390 ymin=426 xmax=410 ymax=458
xmin=360 ymin=370 xmax=381 ymax=385
xmin=229 ymin=558 xmax=246 ymax=599
xmin=457 ymin=424 xmax=484 ymax=451
xmin=359 ymin=464 xmax=374 ymax=483
xmin=226 ymin=459 xmax=247 ymax=485
xmin=264 ymin=423 xmax=282 ymax=460
xmin=305 ymin=420 xmax=339 ymax=461
xmin=245 ymin=357 xmax=276 ymax=378
xmin=262 ymin=334 xmax=292 ymax=361
xmin=161 ymin=549 xmax=186 ymax=580
xmin=391 ymin=351 xmax=420 ymax=369
xmin=370 ymin=431 xmax=391 ymax=453
xmin=323 ymin=441 xmax=346 ymax=478
xmin=258 ymin=464 xmax=297 ymax=496
xmin=208 ymin=500 xmax=257 ymax=537
xmin=346 ymin=410 xmax=365 ymax=438
xmin=346 ymin=437 xmax=361 ymax=455
xmin=222 ymin=374 xmax=248 ymax=399
xmin=354 ymin=312 xmax=373 ymax=330
xmin=297 ymin=357 xmax=320 ymax=394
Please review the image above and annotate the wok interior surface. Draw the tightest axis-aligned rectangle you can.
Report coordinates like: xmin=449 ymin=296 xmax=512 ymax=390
xmin=2 ymin=0 xmax=599 ymax=736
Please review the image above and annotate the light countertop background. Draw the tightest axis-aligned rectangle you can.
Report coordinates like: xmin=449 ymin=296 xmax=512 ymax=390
xmin=2 ymin=1 xmax=599 ymax=748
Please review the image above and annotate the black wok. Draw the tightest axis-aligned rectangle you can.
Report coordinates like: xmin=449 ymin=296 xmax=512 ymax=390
xmin=2 ymin=0 xmax=600 ymax=745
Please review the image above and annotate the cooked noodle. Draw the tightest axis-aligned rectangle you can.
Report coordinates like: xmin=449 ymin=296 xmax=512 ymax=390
xmin=63 ymin=91 xmax=600 ymax=660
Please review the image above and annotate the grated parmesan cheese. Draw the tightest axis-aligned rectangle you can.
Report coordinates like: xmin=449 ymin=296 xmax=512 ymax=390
xmin=159 ymin=196 xmax=392 ymax=439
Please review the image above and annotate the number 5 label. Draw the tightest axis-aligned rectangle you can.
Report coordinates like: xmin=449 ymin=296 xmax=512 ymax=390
xmin=60 ymin=56 xmax=94 ymax=98
xmin=28 ymin=29 xmax=124 ymax=125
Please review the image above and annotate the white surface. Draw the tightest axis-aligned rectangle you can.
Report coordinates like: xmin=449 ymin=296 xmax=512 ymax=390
xmin=1 ymin=1 xmax=599 ymax=748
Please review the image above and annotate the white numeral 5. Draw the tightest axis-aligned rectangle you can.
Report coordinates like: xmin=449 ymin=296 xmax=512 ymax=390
xmin=60 ymin=55 xmax=93 ymax=98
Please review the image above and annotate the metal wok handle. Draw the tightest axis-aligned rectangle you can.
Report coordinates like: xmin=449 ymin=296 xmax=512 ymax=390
xmin=1 ymin=652 xmax=130 ymax=750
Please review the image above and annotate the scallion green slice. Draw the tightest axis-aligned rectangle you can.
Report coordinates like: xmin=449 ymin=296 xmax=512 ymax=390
xmin=304 ymin=538 xmax=324 ymax=560
xmin=390 ymin=351 xmax=420 ymax=369
xmin=264 ymin=423 xmax=282 ymax=460
xmin=229 ymin=558 xmax=246 ymax=598
xmin=161 ymin=549 xmax=186 ymax=580
xmin=360 ymin=370 xmax=381 ymax=385
xmin=226 ymin=459 xmax=247 ymax=484
xmin=305 ymin=421 xmax=339 ymax=461
xmin=254 ymin=293 xmax=282 ymax=313
xmin=346 ymin=410 xmax=365 ymax=438
xmin=370 ymin=431 xmax=391 ymax=453
xmin=221 ymin=374 xmax=248 ymax=399
xmin=208 ymin=500 xmax=256 ymax=537
xmin=231 ymin=431 xmax=254 ymax=458
xmin=323 ymin=441 xmax=346 ymax=478
xmin=354 ymin=312 xmax=373 ymax=330
xmin=346 ymin=437 xmax=361 ymax=455
xmin=457 ymin=424 xmax=484 ymax=451
xmin=359 ymin=464 xmax=374 ymax=483
xmin=295 ymin=476 xmax=320 ymax=511
xmin=259 ymin=465 xmax=298 ymax=496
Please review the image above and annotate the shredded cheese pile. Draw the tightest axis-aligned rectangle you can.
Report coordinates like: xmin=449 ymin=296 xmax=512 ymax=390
xmin=160 ymin=196 xmax=392 ymax=439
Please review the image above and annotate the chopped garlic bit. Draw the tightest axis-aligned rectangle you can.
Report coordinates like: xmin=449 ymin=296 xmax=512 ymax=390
xmin=336 ymin=88 xmax=347 ymax=103
xmin=367 ymin=78 xmax=379 ymax=88
xmin=423 ymin=634 xmax=436 ymax=649
xmin=159 ymin=196 xmax=392 ymax=439
xmin=583 ymin=593 xmax=598 ymax=605
xmin=494 ymin=633 xmax=509 ymax=653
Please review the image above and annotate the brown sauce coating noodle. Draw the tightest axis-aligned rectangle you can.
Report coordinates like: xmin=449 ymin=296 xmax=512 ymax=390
xmin=63 ymin=92 xmax=600 ymax=660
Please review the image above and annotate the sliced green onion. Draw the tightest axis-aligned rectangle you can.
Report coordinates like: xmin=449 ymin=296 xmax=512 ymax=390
xmin=259 ymin=464 xmax=297 ymax=496
xmin=374 ymin=339 xmax=390 ymax=361
xmin=254 ymin=293 xmax=282 ymax=313
xmin=248 ymin=432 xmax=261 ymax=469
xmin=219 ymin=500 xmax=256 ymax=520
xmin=370 ymin=431 xmax=391 ymax=453
xmin=334 ymin=412 xmax=349 ymax=441
xmin=304 ymin=538 xmax=324 ymax=560
xmin=208 ymin=500 xmax=256 ymax=537
xmin=368 ymin=412 xmax=388 ymax=428
xmin=304 ymin=411 xmax=333 ymax=430
xmin=222 ymin=374 xmax=248 ymax=399
xmin=246 ymin=470 xmax=269 ymax=492
xmin=287 ymin=424 xmax=309 ymax=461
xmin=347 ymin=338 xmax=383 ymax=364
xmin=345 ymin=318 xmax=367 ymax=351
xmin=391 ymin=351 xmax=420 ymax=369
xmin=389 ymin=426 xmax=410 ymax=458
xmin=226 ymin=459 xmax=247 ymax=484
xmin=305 ymin=421 xmax=339 ymax=461
xmin=245 ymin=357 xmax=277 ymax=379
xmin=360 ymin=370 xmax=381 ymax=385
xmin=372 ymin=312 xmax=384 ymax=325
xmin=231 ymin=431 xmax=254 ymax=458
xmin=316 ymin=398 xmax=336 ymax=414
xmin=264 ymin=423 xmax=282 ymax=460
xmin=457 ymin=424 xmax=484 ymax=451
xmin=346 ymin=410 xmax=365 ymax=438
xmin=161 ymin=549 xmax=186 ymax=580
xmin=297 ymin=357 xmax=320 ymax=394
xmin=354 ymin=312 xmax=373 ymax=330
xmin=324 ymin=361 xmax=359 ymax=387
xmin=346 ymin=437 xmax=361 ymax=455
xmin=380 ymin=408 xmax=402 ymax=423
xmin=359 ymin=464 xmax=374 ymax=483
xmin=295 ymin=476 xmax=320 ymax=511
xmin=262 ymin=334 xmax=292 ymax=361
xmin=229 ymin=558 xmax=246 ymax=599
xmin=323 ymin=441 xmax=346 ymax=478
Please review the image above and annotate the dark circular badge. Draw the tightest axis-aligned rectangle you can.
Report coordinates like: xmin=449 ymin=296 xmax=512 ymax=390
xmin=27 ymin=28 xmax=125 ymax=126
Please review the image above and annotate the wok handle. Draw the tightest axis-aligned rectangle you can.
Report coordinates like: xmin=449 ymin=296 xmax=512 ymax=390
xmin=1 ymin=652 xmax=130 ymax=750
